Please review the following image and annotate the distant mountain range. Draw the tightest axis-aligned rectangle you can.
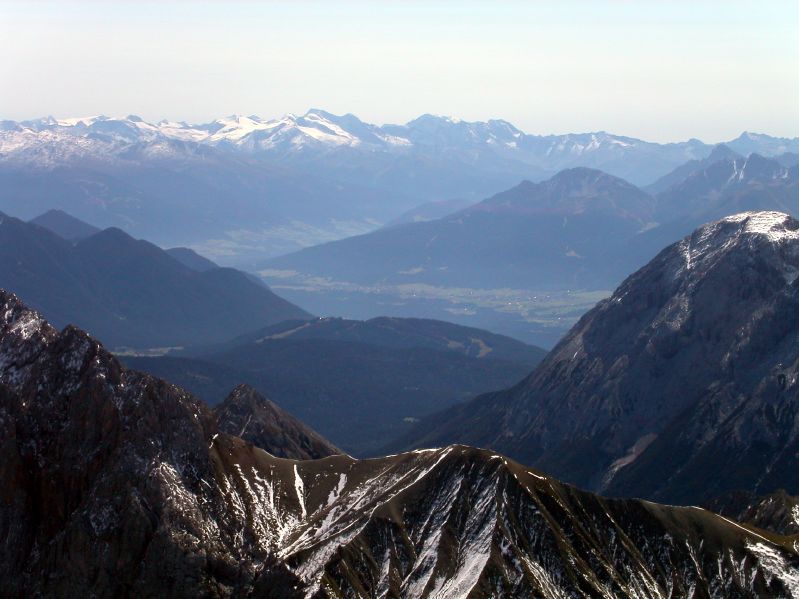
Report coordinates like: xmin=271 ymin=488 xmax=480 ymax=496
xmin=391 ymin=211 xmax=799 ymax=505
xmin=644 ymin=143 xmax=744 ymax=194
xmin=5 ymin=113 xmax=796 ymax=184
xmin=3 ymin=289 xmax=798 ymax=597
xmin=8 ymin=147 xmax=795 ymax=350
xmin=264 ymin=167 xmax=655 ymax=290
xmin=2 ymin=111 xmax=798 ymax=261
xmin=656 ymin=152 xmax=799 ymax=222
xmin=261 ymin=153 xmax=799 ymax=346
xmin=625 ymin=152 xmax=799 ymax=270
xmin=125 ymin=316 xmax=546 ymax=455
xmin=0 ymin=211 xmax=310 ymax=349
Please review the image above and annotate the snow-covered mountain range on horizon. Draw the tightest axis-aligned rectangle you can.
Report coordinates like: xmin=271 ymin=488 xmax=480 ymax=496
xmin=3 ymin=109 xmax=798 ymax=178
xmin=2 ymin=108 xmax=798 ymax=268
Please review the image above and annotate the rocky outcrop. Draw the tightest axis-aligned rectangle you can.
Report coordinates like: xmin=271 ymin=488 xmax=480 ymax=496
xmin=214 ymin=384 xmax=341 ymax=460
xmin=705 ymin=490 xmax=799 ymax=537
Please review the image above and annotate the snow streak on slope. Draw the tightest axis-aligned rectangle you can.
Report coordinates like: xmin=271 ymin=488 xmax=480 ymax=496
xmin=215 ymin=440 xmax=799 ymax=599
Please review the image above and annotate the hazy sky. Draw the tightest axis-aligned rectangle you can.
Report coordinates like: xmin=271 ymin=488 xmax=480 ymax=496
xmin=1 ymin=1 xmax=797 ymax=142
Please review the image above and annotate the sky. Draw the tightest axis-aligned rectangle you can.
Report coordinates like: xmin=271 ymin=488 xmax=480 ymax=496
xmin=1 ymin=1 xmax=797 ymax=142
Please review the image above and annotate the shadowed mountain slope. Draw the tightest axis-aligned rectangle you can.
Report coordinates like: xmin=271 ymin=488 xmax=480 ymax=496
xmin=0 ymin=213 xmax=310 ymax=348
xmin=29 ymin=208 xmax=100 ymax=240
xmin=645 ymin=143 xmax=742 ymax=194
xmin=263 ymin=168 xmax=656 ymax=292
xmin=126 ymin=317 xmax=545 ymax=455
xmin=188 ymin=316 xmax=546 ymax=364
xmin=392 ymin=211 xmax=799 ymax=504
xmin=165 ymin=246 xmax=219 ymax=271
xmin=705 ymin=490 xmax=799 ymax=537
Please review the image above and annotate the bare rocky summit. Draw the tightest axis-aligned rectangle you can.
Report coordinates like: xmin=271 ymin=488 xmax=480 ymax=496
xmin=214 ymin=384 xmax=341 ymax=460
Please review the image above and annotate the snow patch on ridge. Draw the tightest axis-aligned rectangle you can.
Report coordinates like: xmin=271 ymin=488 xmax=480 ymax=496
xmin=679 ymin=211 xmax=799 ymax=284
xmin=723 ymin=211 xmax=799 ymax=243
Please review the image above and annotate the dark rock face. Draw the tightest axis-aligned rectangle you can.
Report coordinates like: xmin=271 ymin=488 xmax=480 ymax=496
xmin=214 ymin=384 xmax=340 ymax=460
xmin=246 ymin=445 xmax=799 ymax=598
xmin=395 ymin=211 xmax=799 ymax=503
xmin=705 ymin=490 xmax=799 ymax=536
xmin=2 ymin=289 xmax=799 ymax=597
xmin=0 ymin=290 xmax=300 ymax=597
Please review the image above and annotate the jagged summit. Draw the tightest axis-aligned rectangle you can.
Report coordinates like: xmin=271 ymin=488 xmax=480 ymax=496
xmin=652 ymin=152 xmax=798 ymax=228
xmin=213 ymin=384 xmax=341 ymax=460
xmin=0 ymin=290 xmax=49 ymax=347
xmin=645 ymin=142 xmax=743 ymax=194
xmin=5 ymin=112 xmax=795 ymax=174
xmin=728 ymin=131 xmax=799 ymax=156
xmin=706 ymin=142 xmax=741 ymax=161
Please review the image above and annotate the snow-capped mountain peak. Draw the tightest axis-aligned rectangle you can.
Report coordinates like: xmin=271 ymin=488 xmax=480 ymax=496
xmin=680 ymin=211 xmax=799 ymax=271
xmin=723 ymin=210 xmax=799 ymax=242
xmin=200 ymin=110 xmax=377 ymax=151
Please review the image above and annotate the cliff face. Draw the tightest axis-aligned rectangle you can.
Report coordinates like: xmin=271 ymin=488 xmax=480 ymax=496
xmin=0 ymin=290 xmax=301 ymax=597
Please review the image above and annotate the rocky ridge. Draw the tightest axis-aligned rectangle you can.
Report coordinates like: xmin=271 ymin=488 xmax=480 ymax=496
xmin=2 ymin=289 xmax=799 ymax=597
